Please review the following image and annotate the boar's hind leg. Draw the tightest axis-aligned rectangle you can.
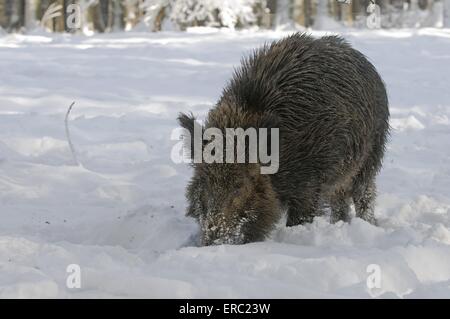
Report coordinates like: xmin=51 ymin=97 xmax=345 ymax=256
xmin=330 ymin=190 xmax=351 ymax=224
xmin=352 ymin=176 xmax=377 ymax=225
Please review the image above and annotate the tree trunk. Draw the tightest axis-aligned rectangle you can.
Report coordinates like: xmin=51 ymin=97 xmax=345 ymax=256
xmin=445 ymin=0 xmax=450 ymax=27
xmin=304 ymin=0 xmax=313 ymax=27
xmin=352 ymin=0 xmax=362 ymax=22
xmin=112 ymin=0 xmax=124 ymax=31
xmin=93 ymin=0 xmax=108 ymax=32
xmin=293 ymin=0 xmax=305 ymax=26
xmin=24 ymin=0 xmax=38 ymax=30
xmin=0 ymin=0 xmax=7 ymax=29
xmin=342 ymin=0 xmax=353 ymax=26
xmin=275 ymin=0 xmax=291 ymax=27
xmin=124 ymin=0 xmax=139 ymax=30
xmin=106 ymin=0 xmax=114 ymax=32
xmin=63 ymin=0 xmax=69 ymax=32
xmin=314 ymin=0 xmax=328 ymax=29
xmin=6 ymin=0 xmax=22 ymax=31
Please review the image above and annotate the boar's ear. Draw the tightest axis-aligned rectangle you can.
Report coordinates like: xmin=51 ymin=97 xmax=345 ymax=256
xmin=177 ymin=112 xmax=202 ymax=161
xmin=177 ymin=112 xmax=196 ymax=135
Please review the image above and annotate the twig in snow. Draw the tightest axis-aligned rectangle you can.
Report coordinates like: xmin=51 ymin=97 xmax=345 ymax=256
xmin=65 ymin=101 xmax=79 ymax=166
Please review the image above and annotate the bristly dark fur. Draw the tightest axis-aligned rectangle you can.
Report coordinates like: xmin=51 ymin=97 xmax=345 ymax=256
xmin=178 ymin=32 xmax=390 ymax=245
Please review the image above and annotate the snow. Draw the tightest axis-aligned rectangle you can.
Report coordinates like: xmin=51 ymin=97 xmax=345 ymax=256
xmin=1 ymin=27 xmax=450 ymax=298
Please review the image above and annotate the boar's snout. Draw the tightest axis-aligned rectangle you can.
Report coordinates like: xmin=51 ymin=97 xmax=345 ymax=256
xmin=199 ymin=213 xmax=250 ymax=246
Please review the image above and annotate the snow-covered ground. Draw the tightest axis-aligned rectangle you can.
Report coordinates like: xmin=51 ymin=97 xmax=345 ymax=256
xmin=1 ymin=27 xmax=450 ymax=298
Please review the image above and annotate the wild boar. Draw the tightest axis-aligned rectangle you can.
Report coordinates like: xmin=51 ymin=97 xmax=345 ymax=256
xmin=178 ymin=33 xmax=389 ymax=245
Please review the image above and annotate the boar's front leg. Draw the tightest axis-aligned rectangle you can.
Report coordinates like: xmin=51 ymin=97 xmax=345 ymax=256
xmin=286 ymin=193 xmax=319 ymax=226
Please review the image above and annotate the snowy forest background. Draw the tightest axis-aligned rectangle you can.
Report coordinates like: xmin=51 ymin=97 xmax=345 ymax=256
xmin=1 ymin=0 xmax=450 ymax=33
xmin=2 ymin=0 xmax=450 ymax=299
